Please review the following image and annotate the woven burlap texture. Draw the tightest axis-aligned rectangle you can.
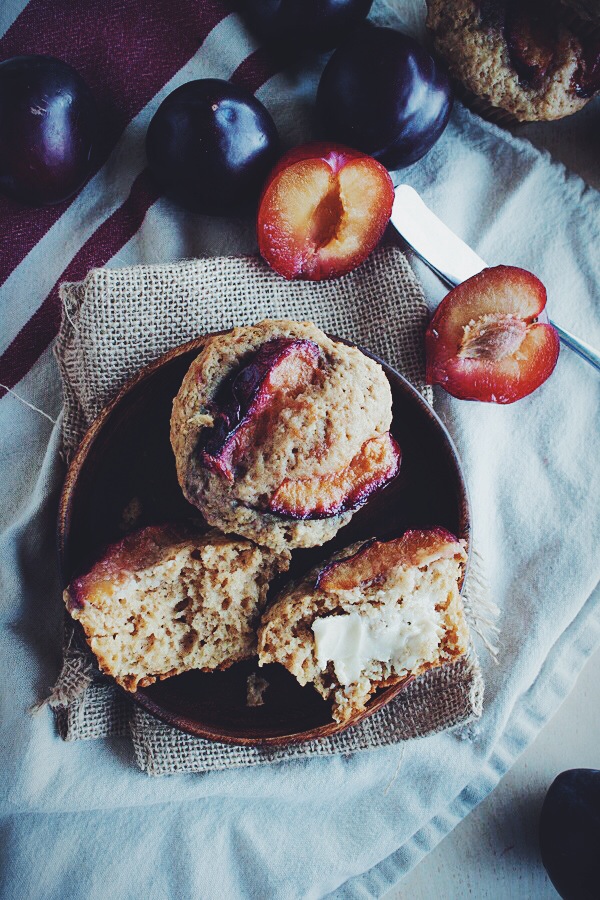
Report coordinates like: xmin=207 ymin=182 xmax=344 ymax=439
xmin=52 ymin=247 xmax=486 ymax=775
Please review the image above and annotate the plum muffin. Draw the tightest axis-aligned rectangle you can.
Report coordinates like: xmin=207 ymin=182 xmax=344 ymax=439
xmin=258 ymin=528 xmax=469 ymax=724
xmin=426 ymin=0 xmax=600 ymax=122
xmin=171 ymin=320 xmax=400 ymax=552
xmin=64 ymin=524 xmax=289 ymax=692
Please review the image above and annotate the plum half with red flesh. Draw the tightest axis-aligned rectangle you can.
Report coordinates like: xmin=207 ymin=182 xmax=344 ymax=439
xmin=267 ymin=432 xmax=401 ymax=519
xmin=199 ymin=337 xmax=323 ymax=481
xmin=257 ymin=143 xmax=394 ymax=281
xmin=316 ymin=527 xmax=463 ymax=591
xmin=425 ymin=266 xmax=560 ymax=404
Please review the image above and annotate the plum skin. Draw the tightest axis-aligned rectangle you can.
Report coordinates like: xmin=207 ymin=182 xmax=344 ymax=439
xmin=146 ymin=79 xmax=280 ymax=215
xmin=239 ymin=0 xmax=374 ymax=52
xmin=0 ymin=55 xmax=99 ymax=206
xmin=539 ymin=769 xmax=600 ymax=900
xmin=316 ymin=26 xmax=453 ymax=169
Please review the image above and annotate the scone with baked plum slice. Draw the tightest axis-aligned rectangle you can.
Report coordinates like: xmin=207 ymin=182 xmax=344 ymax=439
xmin=170 ymin=320 xmax=401 ymax=552
xmin=258 ymin=528 xmax=469 ymax=724
xmin=64 ymin=523 xmax=289 ymax=692
xmin=426 ymin=0 xmax=600 ymax=122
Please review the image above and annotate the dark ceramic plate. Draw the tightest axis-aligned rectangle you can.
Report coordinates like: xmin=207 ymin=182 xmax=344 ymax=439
xmin=58 ymin=334 xmax=470 ymax=746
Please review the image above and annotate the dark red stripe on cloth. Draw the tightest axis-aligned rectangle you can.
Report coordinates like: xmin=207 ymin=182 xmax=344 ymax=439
xmin=0 ymin=51 xmax=284 ymax=401
xmin=0 ymin=171 xmax=160 ymax=400
xmin=0 ymin=0 xmax=232 ymax=288
xmin=230 ymin=46 xmax=279 ymax=94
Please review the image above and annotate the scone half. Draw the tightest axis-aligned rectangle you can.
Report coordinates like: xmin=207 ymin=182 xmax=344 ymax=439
xmin=170 ymin=319 xmax=400 ymax=552
xmin=258 ymin=528 xmax=469 ymax=724
xmin=64 ymin=524 xmax=290 ymax=692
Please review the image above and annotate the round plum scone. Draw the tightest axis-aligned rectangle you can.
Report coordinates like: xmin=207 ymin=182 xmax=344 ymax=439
xmin=426 ymin=0 xmax=600 ymax=122
xmin=170 ymin=320 xmax=400 ymax=552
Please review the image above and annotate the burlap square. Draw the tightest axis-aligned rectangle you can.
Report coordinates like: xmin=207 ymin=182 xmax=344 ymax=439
xmin=50 ymin=247 xmax=493 ymax=775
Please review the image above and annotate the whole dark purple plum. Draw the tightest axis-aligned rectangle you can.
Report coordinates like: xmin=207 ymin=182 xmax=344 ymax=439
xmin=0 ymin=55 xmax=99 ymax=206
xmin=146 ymin=79 xmax=279 ymax=215
xmin=316 ymin=26 xmax=453 ymax=169
xmin=240 ymin=0 xmax=373 ymax=52
xmin=539 ymin=769 xmax=600 ymax=900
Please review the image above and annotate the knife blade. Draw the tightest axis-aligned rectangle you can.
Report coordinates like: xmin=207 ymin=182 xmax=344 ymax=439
xmin=391 ymin=184 xmax=486 ymax=289
xmin=390 ymin=184 xmax=600 ymax=373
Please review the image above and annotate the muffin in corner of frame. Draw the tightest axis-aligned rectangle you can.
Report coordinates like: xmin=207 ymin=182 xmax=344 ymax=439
xmin=426 ymin=0 xmax=600 ymax=123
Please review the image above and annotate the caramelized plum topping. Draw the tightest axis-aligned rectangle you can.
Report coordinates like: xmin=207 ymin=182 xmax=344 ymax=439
xmin=574 ymin=36 xmax=600 ymax=98
xmin=505 ymin=1 xmax=557 ymax=85
xmin=199 ymin=338 xmax=323 ymax=481
xmin=316 ymin=527 xmax=463 ymax=592
xmin=267 ymin=432 xmax=401 ymax=519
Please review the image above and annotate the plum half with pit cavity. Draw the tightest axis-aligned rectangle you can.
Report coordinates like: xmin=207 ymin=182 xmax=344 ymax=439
xmin=257 ymin=142 xmax=394 ymax=280
xmin=425 ymin=265 xmax=560 ymax=404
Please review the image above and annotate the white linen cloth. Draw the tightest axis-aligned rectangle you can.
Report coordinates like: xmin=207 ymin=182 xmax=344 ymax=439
xmin=1 ymin=1 xmax=599 ymax=897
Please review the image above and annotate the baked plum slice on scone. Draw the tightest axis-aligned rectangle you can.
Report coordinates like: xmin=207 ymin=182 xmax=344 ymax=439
xmin=268 ymin=433 xmax=400 ymax=519
xmin=503 ymin=1 xmax=600 ymax=98
xmin=258 ymin=528 xmax=469 ymax=724
xmin=199 ymin=337 xmax=323 ymax=482
xmin=505 ymin=2 xmax=557 ymax=87
xmin=425 ymin=265 xmax=560 ymax=403
xmin=65 ymin=524 xmax=289 ymax=692
xmin=171 ymin=320 xmax=400 ymax=552
xmin=257 ymin=143 xmax=394 ymax=281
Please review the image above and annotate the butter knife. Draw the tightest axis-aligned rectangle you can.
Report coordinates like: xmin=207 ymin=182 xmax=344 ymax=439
xmin=391 ymin=184 xmax=600 ymax=373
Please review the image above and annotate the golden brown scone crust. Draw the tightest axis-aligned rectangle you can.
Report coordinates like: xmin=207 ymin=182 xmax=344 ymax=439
xmin=426 ymin=0 xmax=592 ymax=121
xmin=170 ymin=320 xmax=393 ymax=552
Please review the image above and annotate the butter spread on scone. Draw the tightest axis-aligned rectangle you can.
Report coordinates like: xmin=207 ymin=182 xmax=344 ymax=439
xmin=64 ymin=524 xmax=289 ymax=692
xmin=170 ymin=320 xmax=400 ymax=552
xmin=258 ymin=528 xmax=469 ymax=724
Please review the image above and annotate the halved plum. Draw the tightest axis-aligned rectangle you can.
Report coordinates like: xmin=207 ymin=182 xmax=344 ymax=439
xmin=267 ymin=432 xmax=401 ymax=519
xmin=425 ymin=266 xmax=560 ymax=404
xmin=199 ymin=338 xmax=323 ymax=480
xmin=257 ymin=142 xmax=394 ymax=281
xmin=316 ymin=527 xmax=463 ymax=591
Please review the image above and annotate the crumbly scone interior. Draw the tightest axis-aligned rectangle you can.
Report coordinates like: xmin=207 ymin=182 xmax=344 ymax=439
xmin=426 ymin=0 xmax=589 ymax=121
xmin=66 ymin=529 xmax=289 ymax=692
xmin=258 ymin=542 xmax=469 ymax=723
